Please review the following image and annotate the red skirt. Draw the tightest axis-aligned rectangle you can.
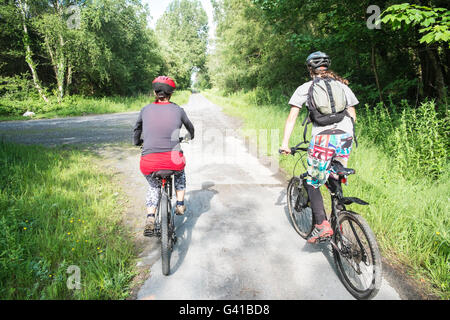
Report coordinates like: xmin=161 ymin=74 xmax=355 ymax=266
xmin=140 ymin=151 xmax=186 ymax=176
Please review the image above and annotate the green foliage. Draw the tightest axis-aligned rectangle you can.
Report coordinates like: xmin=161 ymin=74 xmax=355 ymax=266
xmin=0 ymin=90 xmax=191 ymax=119
xmin=0 ymin=142 xmax=136 ymax=299
xmin=209 ymin=0 xmax=301 ymax=96
xmin=381 ymin=3 xmax=450 ymax=46
xmin=0 ymin=74 xmax=37 ymax=100
xmin=155 ymin=0 xmax=209 ymax=89
xmin=0 ymin=0 xmax=167 ymax=97
xmin=211 ymin=0 xmax=448 ymax=104
xmin=74 ymin=0 xmax=165 ymax=95
xmin=359 ymin=100 xmax=448 ymax=180
xmin=0 ymin=1 xmax=27 ymax=76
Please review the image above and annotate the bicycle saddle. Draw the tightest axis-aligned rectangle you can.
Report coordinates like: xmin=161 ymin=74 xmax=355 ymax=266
xmin=151 ymin=170 xmax=177 ymax=179
xmin=330 ymin=160 xmax=355 ymax=176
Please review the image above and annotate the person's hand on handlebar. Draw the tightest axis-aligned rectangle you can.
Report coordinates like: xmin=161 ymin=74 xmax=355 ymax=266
xmin=279 ymin=145 xmax=291 ymax=155
xmin=179 ymin=134 xmax=191 ymax=143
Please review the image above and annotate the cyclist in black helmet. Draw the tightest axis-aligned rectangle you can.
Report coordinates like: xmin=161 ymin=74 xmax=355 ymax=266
xmin=280 ymin=51 xmax=359 ymax=244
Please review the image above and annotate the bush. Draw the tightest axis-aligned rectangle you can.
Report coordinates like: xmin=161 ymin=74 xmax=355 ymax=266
xmin=0 ymin=74 xmax=38 ymax=101
xmin=358 ymin=100 xmax=448 ymax=180
xmin=0 ymin=91 xmax=192 ymax=119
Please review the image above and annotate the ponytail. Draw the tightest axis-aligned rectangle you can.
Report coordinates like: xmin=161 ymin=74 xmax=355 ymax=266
xmin=154 ymin=91 xmax=171 ymax=103
xmin=309 ymin=68 xmax=349 ymax=85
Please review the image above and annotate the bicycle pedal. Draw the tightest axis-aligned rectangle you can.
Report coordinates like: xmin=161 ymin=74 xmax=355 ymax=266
xmin=318 ymin=236 xmax=331 ymax=243
xmin=143 ymin=229 xmax=160 ymax=238
xmin=143 ymin=230 xmax=155 ymax=237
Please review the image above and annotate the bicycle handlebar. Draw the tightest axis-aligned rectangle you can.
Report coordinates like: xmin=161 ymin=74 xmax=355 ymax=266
xmin=179 ymin=134 xmax=190 ymax=143
xmin=279 ymin=143 xmax=308 ymax=156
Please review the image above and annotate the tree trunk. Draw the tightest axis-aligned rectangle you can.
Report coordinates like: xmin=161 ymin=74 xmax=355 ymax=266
xmin=371 ymin=45 xmax=384 ymax=104
xmin=55 ymin=2 xmax=66 ymax=102
xmin=426 ymin=47 xmax=446 ymax=103
xmin=418 ymin=44 xmax=446 ymax=104
xmin=66 ymin=65 xmax=72 ymax=95
xmin=17 ymin=0 xmax=49 ymax=103
xmin=44 ymin=36 xmax=58 ymax=78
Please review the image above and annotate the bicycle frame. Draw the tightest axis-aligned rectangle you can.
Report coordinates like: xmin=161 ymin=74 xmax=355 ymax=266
xmin=154 ymin=176 xmax=174 ymax=236
xmin=326 ymin=184 xmax=370 ymax=272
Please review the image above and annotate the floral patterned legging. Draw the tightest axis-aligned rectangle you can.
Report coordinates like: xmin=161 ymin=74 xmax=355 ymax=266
xmin=306 ymin=133 xmax=353 ymax=188
xmin=144 ymin=170 xmax=186 ymax=208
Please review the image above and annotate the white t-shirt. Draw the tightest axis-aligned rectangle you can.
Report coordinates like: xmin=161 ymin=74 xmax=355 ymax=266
xmin=289 ymin=80 xmax=359 ymax=137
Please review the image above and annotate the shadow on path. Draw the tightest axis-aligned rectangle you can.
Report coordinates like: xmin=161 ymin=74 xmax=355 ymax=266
xmin=278 ymin=188 xmax=342 ymax=279
xmin=169 ymin=181 xmax=219 ymax=274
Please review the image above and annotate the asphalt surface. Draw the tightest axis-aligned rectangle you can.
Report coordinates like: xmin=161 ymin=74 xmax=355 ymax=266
xmin=0 ymin=94 xmax=401 ymax=300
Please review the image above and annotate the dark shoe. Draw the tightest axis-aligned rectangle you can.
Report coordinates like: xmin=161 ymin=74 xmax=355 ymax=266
xmin=307 ymin=220 xmax=333 ymax=244
xmin=175 ymin=205 xmax=186 ymax=216
xmin=143 ymin=214 xmax=156 ymax=237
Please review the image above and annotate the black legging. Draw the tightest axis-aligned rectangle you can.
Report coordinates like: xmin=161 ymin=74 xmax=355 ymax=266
xmin=306 ymin=177 xmax=341 ymax=225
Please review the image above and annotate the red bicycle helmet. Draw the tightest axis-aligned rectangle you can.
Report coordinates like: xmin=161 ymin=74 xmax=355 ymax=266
xmin=152 ymin=76 xmax=176 ymax=95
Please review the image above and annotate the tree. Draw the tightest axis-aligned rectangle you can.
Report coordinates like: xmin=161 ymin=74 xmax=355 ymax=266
xmin=15 ymin=0 xmax=49 ymax=102
xmin=155 ymin=0 xmax=209 ymax=89
xmin=208 ymin=0 xmax=298 ymax=98
xmin=381 ymin=3 xmax=449 ymax=102
xmin=1 ymin=0 xmax=166 ymax=98
xmin=76 ymin=0 xmax=165 ymax=95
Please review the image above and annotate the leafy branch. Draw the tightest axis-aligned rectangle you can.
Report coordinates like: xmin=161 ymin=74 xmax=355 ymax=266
xmin=381 ymin=3 xmax=450 ymax=47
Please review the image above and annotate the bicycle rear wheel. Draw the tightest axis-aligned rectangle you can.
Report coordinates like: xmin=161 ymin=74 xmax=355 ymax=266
xmin=287 ymin=177 xmax=314 ymax=239
xmin=332 ymin=211 xmax=382 ymax=300
xmin=160 ymin=193 xmax=171 ymax=276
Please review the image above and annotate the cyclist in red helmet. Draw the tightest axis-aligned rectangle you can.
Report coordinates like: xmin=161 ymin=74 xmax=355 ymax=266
xmin=134 ymin=76 xmax=195 ymax=235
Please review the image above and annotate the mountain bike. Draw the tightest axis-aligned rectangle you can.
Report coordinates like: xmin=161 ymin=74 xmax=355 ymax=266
xmin=146 ymin=170 xmax=178 ymax=276
xmin=143 ymin=137 xmax=189 ymax=276
xmin=283 ymin=143 xmax=382 ymax=300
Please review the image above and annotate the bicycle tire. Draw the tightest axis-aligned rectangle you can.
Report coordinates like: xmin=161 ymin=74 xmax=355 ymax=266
xmin=287 ymin=177 xmax=314 ymax=239
xmin=332 ymin=211 xmax=382 ymax=300
xmin=160 ymin=193 xmax=171 ymax=276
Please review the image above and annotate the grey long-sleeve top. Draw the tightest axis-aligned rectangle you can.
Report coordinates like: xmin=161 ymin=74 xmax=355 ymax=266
xmin=133 ymin=102 xmax=195 ymax=156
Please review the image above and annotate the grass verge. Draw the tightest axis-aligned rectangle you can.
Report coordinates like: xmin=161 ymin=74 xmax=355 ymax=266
xmin=0 ymin=90 xmax=192 ymax=121
xmin=203 ymin=88 xmax=449 ymax=299
xmin=0 ymin=142 xmax=136 ymax=299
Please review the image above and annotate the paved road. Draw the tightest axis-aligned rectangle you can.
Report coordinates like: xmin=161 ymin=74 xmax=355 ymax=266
xmin=0 ymin=94 xmax=401 ymax=300
xmin=0 ymin=112 xmax=137 ymax=145
xmin=136 ymin=94 xmax=400 ymax=300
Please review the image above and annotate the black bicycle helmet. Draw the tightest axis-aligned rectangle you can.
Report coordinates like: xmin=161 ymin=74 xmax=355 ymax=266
xmin=152 ymin=76 xmax=176 ymax=98
xmin=306 ymin=51 xmax=331 ymax=69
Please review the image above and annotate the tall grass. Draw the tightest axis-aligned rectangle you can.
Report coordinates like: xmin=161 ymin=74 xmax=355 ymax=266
xmin=0 ymin=142 xmax=136 ymax=299
xmin=0 ymin=90 xmax=192 ymax=121
xmin=359 ymin=100 xmax=448 ymax=180
xmin=203 ymin=88 xmax=449 ymax=299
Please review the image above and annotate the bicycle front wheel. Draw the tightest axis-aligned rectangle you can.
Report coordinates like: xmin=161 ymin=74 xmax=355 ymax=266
xmin=287 ymin=177 xmax=314 ymax=239
xmin=160 ymin=193 xmax=171 ymax=276
xmin=332 ymin=211 xmax=382 ymax=300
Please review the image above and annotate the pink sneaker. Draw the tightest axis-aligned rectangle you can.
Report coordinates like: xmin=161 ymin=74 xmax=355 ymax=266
xmin=307 ymin=220 xmax=333 ymax=244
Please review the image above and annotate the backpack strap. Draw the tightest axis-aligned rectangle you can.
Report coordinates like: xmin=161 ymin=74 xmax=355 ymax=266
xmin=345 ymin=109 xmax=358 ymax=148
xmin=303 ymin=79 xmax=319 ymax=144
xmin=302 ymin=111 xmax=310 ymax=144
xmin=306 ymin=77 xmax=320 ymax=112
xmin=323 ymin=79 xmax=336 ymax=113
